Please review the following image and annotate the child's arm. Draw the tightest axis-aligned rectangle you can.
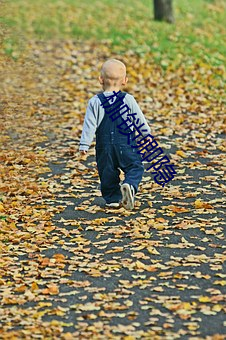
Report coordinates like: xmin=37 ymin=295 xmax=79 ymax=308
xmin=79 ymin=98 xmax=98 ymax=153
xmin=125 ymin=94 xmax=151 ymax=138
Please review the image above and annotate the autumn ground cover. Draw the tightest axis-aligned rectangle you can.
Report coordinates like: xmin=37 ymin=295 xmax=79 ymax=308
xmin=0 ymin=0 xmax=226 ymax=339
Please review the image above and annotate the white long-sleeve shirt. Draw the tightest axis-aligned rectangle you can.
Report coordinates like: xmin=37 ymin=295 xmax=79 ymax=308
xmin=79 ymin=91 xmax=151 ymax=151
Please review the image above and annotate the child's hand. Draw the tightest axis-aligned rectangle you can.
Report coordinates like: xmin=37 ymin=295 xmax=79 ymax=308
xmin=145 ymin=136 xmax=153 ymax=144
xmin=80 ymin=150 xmax=87 ymax=155
xmin=145 ymin=136 xmax=159 ymax=144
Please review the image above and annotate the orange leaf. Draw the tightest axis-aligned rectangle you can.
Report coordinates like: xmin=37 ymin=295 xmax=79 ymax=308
xmin=48 ymin=284 xmax=59 ymax=295
xmin=40 ymin=257 xmax=50 ymax=267
xmin=53 ymin=253 xmax=66 ymax=262
xmin=31 ymin=282 xmax=39 ymax=292
xmin=194 ymin=199 xmax=213 ymax=209
xmin=14 ymin=285 xmax=27 ymax=293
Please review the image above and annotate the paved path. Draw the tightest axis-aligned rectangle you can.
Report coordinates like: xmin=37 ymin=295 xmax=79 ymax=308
xmin=0 ymin=41 xmax=225 ymax=339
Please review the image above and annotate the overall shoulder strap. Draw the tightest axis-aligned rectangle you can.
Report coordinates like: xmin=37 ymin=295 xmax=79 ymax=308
xmin=97 ymin=91 xmax=127 ymax=106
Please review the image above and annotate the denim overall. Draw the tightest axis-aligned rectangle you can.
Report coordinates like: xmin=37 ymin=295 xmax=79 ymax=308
xmin=96 ymin=92 xmax=144 ymax=204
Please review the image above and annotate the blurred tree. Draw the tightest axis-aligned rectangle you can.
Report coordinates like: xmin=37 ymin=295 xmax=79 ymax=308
xmin=153 ymin=0 xmax=174 ymax=23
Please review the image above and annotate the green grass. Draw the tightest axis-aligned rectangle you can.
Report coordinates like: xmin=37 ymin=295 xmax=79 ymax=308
xmin=1 ymin=0 xmax=225 ymax=65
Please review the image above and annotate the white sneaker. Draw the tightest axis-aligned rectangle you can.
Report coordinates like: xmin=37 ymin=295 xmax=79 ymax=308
xmin=120 ymin=183 xmax=135 ymax=210
xmin=105 ymin=202 xmax=121 ymax=208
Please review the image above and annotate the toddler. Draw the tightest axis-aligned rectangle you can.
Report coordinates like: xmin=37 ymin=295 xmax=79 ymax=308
xmin=79 ymin=59 xmax=151 ymax=209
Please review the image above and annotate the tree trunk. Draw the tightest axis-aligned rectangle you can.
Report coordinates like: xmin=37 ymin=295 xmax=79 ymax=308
xmin=153 ymin=0 xmax=174 ymax=23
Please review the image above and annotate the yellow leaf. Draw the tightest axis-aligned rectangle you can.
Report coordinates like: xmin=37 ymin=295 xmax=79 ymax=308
xmin=33 ymin=309 xmax=51 ymax=319
xmin=92 ymin=218 xmax=108 ymax=225
xmin=212 ymin=304 xmax=223 ymax=312
xmin=9 ymin=222 xmax=16 ymax=228
xmin=0 ymin=203 xmax=5 ymax=212
xmin=198 ymin=296 xmax=211 ymax=303
xmin=214 ymin=280 xmax=226 ymax=286
xmin=182 ymin=302 xmax=193 ymax=310
xmin=155 ymin=224 xmax=167 ymax=230
xmin=70 ymin=236 xmax=84 ymax=243
xmin=176 ymin=150 xmax=186 ymax=158
xmin=153 ymin=286 xmax=164 ymax=292
xmin=187 ymin=323 xmax=199 ymax=331
xmin=62 ymin=333 xmax=74 ymax=340
xmin=106 ymin=247 xmax=124 ymax=254
xmin=147 ymin=246 xmax=160 ymax=255
xmin=194 ymin=199 xmax=213 ymax=209
xmin=37 ymin=302 xmax=52 ymax=308
xmin=135 ymin=260 xmax=147 ymax=269
xmin=135 ymin=260 xmax=157 ymax=272
xmin=50 ymin=320 xmax=60 ymax=326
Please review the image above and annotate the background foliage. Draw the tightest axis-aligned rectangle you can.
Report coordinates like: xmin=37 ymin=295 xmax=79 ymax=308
xmin=1 ymin=0 xmax=226 ymax=66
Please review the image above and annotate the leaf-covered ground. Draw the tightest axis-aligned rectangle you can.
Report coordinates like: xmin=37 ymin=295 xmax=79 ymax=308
xmin=0 ymin=38 xmax=225 ymax=339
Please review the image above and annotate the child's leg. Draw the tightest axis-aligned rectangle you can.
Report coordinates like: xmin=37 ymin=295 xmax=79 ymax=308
xmin=117 ymin=145 xmax=144 ymax=193
xmin=96 ymin=146 xmax=122 ymax=203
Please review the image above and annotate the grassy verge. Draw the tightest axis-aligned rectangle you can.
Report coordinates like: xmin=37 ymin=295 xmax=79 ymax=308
xmin=1 ymin=0 xmax=225 ymax=66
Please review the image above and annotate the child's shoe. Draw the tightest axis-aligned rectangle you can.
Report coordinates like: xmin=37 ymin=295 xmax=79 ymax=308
xmin=120 ymin=183 xmax=135 ymax=210
xmin=105 ymin=202 xmax=121 ymax=208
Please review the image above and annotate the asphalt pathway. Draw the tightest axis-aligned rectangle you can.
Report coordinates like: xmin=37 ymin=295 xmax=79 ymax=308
xmin=1 ymin=40 xmax=225 ymax=340
xmin=34 ymin=126 xmax=225 ymax=339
